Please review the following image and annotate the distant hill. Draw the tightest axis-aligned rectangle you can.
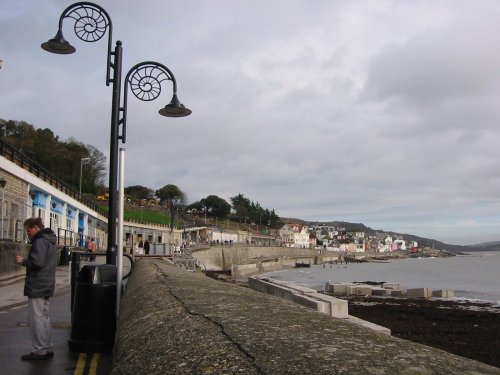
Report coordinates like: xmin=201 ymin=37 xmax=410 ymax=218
xmin=471 ymin=240 xmax=500 ymax=247
xmin=281 ymin=218 xmax=377 ymax=234
xmin=385 ymin=233 xmax=479 ymax=253
xmin=280 ymin=217 xmax=500 ymax=253
xmin=469 ymin=241 xmax=500 ymax=252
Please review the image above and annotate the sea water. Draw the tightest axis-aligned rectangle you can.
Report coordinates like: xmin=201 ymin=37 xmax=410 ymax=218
xmin=264 ymin=251 xmax=500 ymax=305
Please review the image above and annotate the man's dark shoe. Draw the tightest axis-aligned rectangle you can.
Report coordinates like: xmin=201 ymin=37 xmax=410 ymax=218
xmin=21 ymin=352 xmax=50 ymax=361
xmin=47 ymin=351 xmax=54 ymax=358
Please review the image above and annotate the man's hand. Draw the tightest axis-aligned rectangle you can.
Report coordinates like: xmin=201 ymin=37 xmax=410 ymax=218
xmin=15 ymin=255 xmax=24 ymax=265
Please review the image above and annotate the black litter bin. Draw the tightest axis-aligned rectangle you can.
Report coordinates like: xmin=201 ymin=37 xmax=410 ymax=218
xmin=68 ymin=264 xmax=117 ymax=353
xmin=58 ymin=246 xmax=71 ymax=266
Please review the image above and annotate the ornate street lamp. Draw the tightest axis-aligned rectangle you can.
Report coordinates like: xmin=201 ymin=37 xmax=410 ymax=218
xmin=121 ymin=62 xmax=192 ymax=142
xmin=42 ymin=2 xmax=191 ymax=265
xmin=0 ymin=177 xmax=6 ymax=239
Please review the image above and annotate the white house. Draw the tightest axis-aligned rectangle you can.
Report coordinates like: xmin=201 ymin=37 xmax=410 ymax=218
xmin=279 ymin=223 xmax=311 ymax=248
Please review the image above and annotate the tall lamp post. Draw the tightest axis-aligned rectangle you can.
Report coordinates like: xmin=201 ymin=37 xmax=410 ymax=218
xmin=79 ymin=157 xmax=90 ymax=195
xmin=42 ymin=2 xmax=191 ymax=265
xmin=0 ymin=177 xmax=6 ymax=239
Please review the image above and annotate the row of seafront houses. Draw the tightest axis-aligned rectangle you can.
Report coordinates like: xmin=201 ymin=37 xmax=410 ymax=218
xmin=0 ymin=140 xmax=416 ymax=254
xmin=279 ymin=223 xmax=418 ymax=253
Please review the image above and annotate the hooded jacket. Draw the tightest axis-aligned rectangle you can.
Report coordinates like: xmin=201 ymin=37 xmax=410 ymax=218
xmin=22 ymin=228 xmax=58 ymax=298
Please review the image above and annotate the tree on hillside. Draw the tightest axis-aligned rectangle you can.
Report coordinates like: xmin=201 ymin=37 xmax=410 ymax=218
xmin=0 ymin=119 xmax=36 ymax=153
xmin=156 ymin=184 xmax=186 ymax=230
xmin=32 ymin=128 xmax=60 ymax=173
xmin=60 ymin=138 xmax=88 ymax=188
xmin=83 ymin=145 xmax=106 ymax=194
xmin=186 ymin=201 xmax=203 ymax=212
xmin=125 ymin=185 xmax=155 ymax=200
xmin=230 ymin=193 xmax=253 ymax=223
xmin=0 ymin=119 xmax=107 ymax=194
xmin=267 ymin=209 xmax=281 ymax=227
xmin=230 ymin=193 xmax=281 ymax=227
xmin=200 ymin=195 xmax=231 ymax=218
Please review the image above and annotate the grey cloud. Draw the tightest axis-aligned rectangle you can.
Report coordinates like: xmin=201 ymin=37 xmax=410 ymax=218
xmin=2 ymin=0 xmax=500 ymax=245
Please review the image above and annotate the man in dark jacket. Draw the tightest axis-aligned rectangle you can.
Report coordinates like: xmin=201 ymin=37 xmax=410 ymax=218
xmin=15 ymin=217 xmax=57 ymax=360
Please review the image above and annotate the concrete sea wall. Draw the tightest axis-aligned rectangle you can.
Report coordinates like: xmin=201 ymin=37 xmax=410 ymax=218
xmin=192 ymin=245 xmax=328 ymax=271
xmin=247 ymin=275 xmax=392 ymax=335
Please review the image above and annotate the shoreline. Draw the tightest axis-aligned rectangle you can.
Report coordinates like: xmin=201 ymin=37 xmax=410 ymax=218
xmin=258 ymin=251 xmax=500 ymax=305
xmin=346 ymin=295 xmax=500 ymax=369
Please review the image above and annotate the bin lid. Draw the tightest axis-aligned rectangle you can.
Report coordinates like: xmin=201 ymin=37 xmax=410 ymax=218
xmin=79 ymin=264 xmax=117 ymax=284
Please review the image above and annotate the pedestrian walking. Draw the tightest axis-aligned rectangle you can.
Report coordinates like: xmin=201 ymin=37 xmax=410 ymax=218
xmin=86 ymin=237 xmax=96 ymax=261
xmin=144 ymin=240 xmax=150 ymax=255
xmin=14 ymin=217 xmax=57 ymax=361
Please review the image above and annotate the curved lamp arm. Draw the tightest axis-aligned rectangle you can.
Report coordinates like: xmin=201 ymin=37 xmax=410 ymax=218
xmin=119 ymin=62 xmax=192 ymax=143
xmin=41 ymin=1 xmax=114 ymax=86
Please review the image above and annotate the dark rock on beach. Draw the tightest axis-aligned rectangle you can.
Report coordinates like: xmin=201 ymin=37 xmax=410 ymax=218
xmin=347 ymin=296 xmax=500 ymax=369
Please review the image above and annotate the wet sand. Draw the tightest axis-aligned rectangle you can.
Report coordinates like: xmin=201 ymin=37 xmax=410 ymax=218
xmin=347 ymin=296 xmax=500 ymax=369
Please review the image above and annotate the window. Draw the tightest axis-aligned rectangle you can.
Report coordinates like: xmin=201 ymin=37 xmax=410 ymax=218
xmin=50 ymin=212 xmax=60 ymax=229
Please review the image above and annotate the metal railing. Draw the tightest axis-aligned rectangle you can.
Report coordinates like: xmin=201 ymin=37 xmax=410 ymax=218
xmin=0 ymin=139 xmax=106 ymax=216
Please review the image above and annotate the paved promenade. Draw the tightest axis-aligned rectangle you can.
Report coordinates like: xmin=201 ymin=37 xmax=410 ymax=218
xmin=0 ymin=264 xmax=112 ymax=375
xmin=2 ymin=258 xmax=500 ymax=374
xmin=113 ymin=258 xmax=500 ymax=375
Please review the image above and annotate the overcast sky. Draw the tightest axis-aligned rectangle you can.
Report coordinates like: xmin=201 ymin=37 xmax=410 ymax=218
xmin=1 ymin=0 xmax=500 ymax=245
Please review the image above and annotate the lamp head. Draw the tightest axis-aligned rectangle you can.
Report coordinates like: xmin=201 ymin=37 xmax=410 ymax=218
xmin=0 ymin=178 xmax=6 ymax=188
xmin=159 ymin=93 xmax=192 ymax=118
xmin=41 ymin=30 xmax=76 ymax=55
